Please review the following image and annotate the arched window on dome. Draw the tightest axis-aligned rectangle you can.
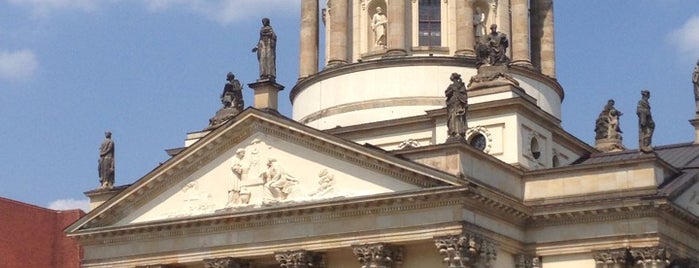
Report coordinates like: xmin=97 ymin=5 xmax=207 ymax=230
xmin=418 ymin=0 xmax=441 ymax=46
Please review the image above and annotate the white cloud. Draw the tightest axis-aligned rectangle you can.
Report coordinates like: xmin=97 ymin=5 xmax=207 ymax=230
xmin=7 ymin=0 xmax=98 ymax=16
xmin=144 ymin=0 xmax=300 ymax=24
xmin=0 ymin=49 xmax=39 ymax=81
xmin=47 ymin=198 xmax=91 ymax=211
xmin=668 ymin=15 xmax=699 ymax=59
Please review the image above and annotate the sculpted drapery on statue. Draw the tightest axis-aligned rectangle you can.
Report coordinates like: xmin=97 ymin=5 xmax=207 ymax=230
xmin=693 ymin=59 xmax=699 ymax=112
xmin=475 ymin=24 xmax=510 ymax=67
xmin=445 ymin=73 xmax=468 ymax=143
xmin=252 ymin=17 xmax=277 ymax=80
xmin=98 ymin=131 xmax=115 ymax=188
xmin=371 ymin=7 xmax=387 ymax=47
xmin=595 ymin=99 xmax=623 ymax=140
xmin=221 ymin=72 xmax=244 ymax=110
xmin=473 ymin=7 xmax=486 ymax=42
xmin=637 ymin=90 xmax=655 ymax=153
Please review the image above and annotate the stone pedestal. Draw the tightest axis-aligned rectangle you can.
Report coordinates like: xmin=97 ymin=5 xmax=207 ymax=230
xmin=84 ymin=185 xmax=128 ymax=211
xmin=207 ymin=107 xmax=242 ymax=130
xmin=690 ymin=118 xmax=699 ymax=144
xmin=467 ymin=65 xmax=520 ymax=91
xmin=594 ymin=138 xmax=625 ymax=152
xmin=248 ymin=79 xmax=285 ymax=112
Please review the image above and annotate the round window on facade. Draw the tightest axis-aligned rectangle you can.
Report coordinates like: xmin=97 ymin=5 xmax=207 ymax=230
xmin=469 ymin=133 xmax=487 ymax=151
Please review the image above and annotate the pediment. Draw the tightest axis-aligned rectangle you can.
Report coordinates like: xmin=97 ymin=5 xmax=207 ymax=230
xmin=70 ymin=110 xmax=457 ymax=231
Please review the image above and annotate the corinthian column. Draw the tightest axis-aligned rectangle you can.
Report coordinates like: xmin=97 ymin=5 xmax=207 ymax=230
xmin=203 ymin=257 xmax=250 ymax=268
xmin=275 ymin=250 xmax=325 ymax=268
xmin=510 ymin=0 xmax=532 ymax=67
xmin=434 ymin=233 xmax=497 ymax=268
xmin=539 ymin=0 xmax=555 ymax=77
xmin=299 ymin=0 xmax=319 ymax=79
xmin=454 ymin=0 xmax=475 ymax=56
xmin=352 ymin=243 xmax=404 ymax=268
xmin=385 ymin=0 xmax=407 ymax=57
xmin=327 ymin=0 xmax=348 ymax=66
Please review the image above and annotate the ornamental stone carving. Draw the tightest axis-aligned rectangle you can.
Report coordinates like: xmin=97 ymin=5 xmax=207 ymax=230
xmin=593 ymin=247 xmax=676 ymax=268
xmin=275 ymin=250 xmax=325 ymax=268
xmin=434 ymin=233 xmax=498 ymax=268
xmin=515 ymin=254 xmax=540 ymax=268
xmin=352 ymin=243 xmax=403 ymax=268
xmin=203 ymin=257 xmax=249 ymax=268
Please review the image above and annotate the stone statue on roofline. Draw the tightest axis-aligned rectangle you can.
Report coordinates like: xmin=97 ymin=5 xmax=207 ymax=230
xmin=207 ymin=72 xmax=245 ymax=130
xmin=637 ymin=90 xmax=655 ymax=153
xmin=445 ymin=73 xmax=468 ymax=143
xmin=252 ymin=17 xmax=277 ymax=81
xmin=594 ymin=99 xmax=626 ymax=152
xmin=693 ymin=59 xmax=699 ymax=114
xmin=98 ymin=131 xmax=115 ymax=189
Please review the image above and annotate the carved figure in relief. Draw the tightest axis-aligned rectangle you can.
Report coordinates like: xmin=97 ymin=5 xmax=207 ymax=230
xmin=261 ymin=158 xmax=299 ymax=201
xmin=227 ymin=149 xmax=248 ymax=206
xmin=252 ymin=18 xmax=277 ymax=80
xmin=445 ymin=73 xmax=468 ymax=142
xmin=594 ymin=99 xmax=623 ymax=140
xmin=371 ymin=7 xmax=388 ymax=47
xmin=473 ymin=7 xmax=486 ymax=42
xmin=309 ymin=169 xmax=335 ymax=197
xmin=98 ymin=131 xmax=115 ymax=188
xmin=637 ymin=90 xmax=655 ymax=153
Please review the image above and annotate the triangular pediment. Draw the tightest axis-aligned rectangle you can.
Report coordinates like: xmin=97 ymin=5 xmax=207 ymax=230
xmin=68 ymin=110 xmax=458 ymax=232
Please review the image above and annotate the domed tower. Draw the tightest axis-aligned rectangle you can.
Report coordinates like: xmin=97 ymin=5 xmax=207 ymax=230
xmin=292 ymin=0 xmax=590 ymax=170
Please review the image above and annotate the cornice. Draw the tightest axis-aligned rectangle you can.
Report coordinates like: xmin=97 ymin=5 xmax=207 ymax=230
xmin=291 ymin=57 xmax=564 ymax=103
xmin=70 ymin=187 xmax=469 ymax=244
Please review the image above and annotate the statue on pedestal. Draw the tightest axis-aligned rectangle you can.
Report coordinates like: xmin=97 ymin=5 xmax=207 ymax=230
xmin=221 ymin=72 xmax=244 ymax=110
xmin=637 ymin=90 xmax=655 ymax=153
xmin=693 ymin=59 xmax=699 ymax=113
xmin=473 ymin=7 xmax=486 ymax=43
xmin=252 ymin=18 xmax=277 ymax=81
xmin=98 ymin=131 xmax=115 ymax=189
xmin=594 ymin=99 xmax=625 ymax=152
xmin=475 ymin=24 xmax=510 ymax=67
xmin=445 ymin=73 xmax=468 ymax=143
xmin=207 ymin=72 xmax=245 ymax=129
xmin=371 ymin=7 xmax=387 ymax=47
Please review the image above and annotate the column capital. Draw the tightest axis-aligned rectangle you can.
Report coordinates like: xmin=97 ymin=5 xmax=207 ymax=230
xmin=275 ymin=250 xmax=326 ymax=268
xmin=203 ymin=257 xmax=250 ymax=268
xmin=434 ymin=233 xmax=497 ymax=268
xmin=352 ymin=243 xmax=404 ymax=268
xmin=630 ymin=247 xmax=671 ymax=266
xmin=592 ymin=248 xmax=633 ymax=267
xmin=515 ymin=254 xmax=541 ymax=268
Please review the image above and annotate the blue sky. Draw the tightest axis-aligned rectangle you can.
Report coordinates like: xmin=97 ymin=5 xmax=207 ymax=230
xmin=1 ymin=1 xmax=698 ymax=210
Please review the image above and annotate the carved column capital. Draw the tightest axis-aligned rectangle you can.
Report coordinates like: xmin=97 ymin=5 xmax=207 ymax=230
xmin=352 ymin=243 xmax=403 ymax=268
xmin=434 ymin=233 xmax=498 ymax=268
xmin=630 ymin=247 xmax=671 ymax=266
xmin=275 ymin=250 xmax=325 ymax=268
xmin=515 ymin=254 xmax=540 ymax=268
xmin=203 ymin=257 xmax=250 ymax=268
xmin=592 ymin=248 xmax=633 ymax=267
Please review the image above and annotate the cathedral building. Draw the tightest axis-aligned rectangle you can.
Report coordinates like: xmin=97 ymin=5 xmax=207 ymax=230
xmin=66 ymin=0 xmax=699 ymax=267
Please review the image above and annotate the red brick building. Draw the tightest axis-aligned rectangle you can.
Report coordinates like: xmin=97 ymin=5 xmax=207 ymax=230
xmin=0 ymin=197 xmax=84 ymax=268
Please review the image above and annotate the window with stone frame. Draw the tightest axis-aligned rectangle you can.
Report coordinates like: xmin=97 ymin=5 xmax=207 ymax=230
xmin=418 ymin=0 xmax=441 ymax=46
